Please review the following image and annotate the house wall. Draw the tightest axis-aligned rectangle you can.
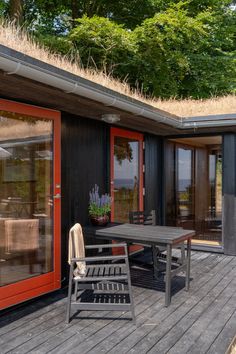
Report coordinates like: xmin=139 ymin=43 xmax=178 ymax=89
xmin=61 ymin=112 xmax=163 ymax=280
xmin=163 ymin=140 xmax=176 ymax=226
xmin=222 ymin=133 xmax=236 ymax=255
xmin=144 ymin=134 xmax=163 ymax=225
xmin=61 ymin=112 xmax=109 ymax=280
xmin=60 ymin=111 xmax=236 ymax=280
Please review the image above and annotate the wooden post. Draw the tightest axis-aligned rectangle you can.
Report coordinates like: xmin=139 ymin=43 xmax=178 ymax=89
xmin=222 ymin=134 xmax=236 ymax=255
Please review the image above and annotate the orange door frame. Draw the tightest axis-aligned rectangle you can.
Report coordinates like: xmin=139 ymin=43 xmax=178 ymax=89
xmin=0 ymin=99 xmax=61 ymax=310
xmin=110 ymin=127 xmax=144 ymax=221
xmin=110 ymin=127 xmax=144 ymax=254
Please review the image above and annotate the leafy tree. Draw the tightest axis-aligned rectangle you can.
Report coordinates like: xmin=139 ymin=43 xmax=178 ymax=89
xmin=114 ymin=141 xmax=133 ymax=165
xmin=180 ymin=7 xmax=236 ymax=97
xmin=1 ymin=0 xmax=235 ymax=98
xmin=0 ymin=1 xmax=7 ymax=18
xmin=132 ymin=1 xmax=236 ymax=98
xmin=69 ymin=16 xmax=135 ymax=76
xmin=2 ymin=0 xmax=163 ymax=31
xmin=23 ymin=0 xmax=70 ymax=35
xmin=94 ymin=0 xmax=162 ymax=29
xmin=8 ymin=0 xmax=23 ymax=23
xmin=132 ymin=3 xmax=206 ymax=97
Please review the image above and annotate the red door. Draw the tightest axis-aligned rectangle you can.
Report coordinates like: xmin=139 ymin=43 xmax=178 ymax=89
xmin=110 ymin=127 xmax=144 ymax=253
xmin=0 ymin=99 xmax=61 ymax=309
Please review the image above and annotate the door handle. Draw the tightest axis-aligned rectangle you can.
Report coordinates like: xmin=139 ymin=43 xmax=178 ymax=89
xmin=53 ymin=193 xmax=61 ymax=199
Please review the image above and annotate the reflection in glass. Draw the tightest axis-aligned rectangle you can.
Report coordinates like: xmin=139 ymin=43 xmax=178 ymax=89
xmin=113 ymin=137 xmax=139 ymax=222
xmin=176 ymin=148 xmax=194 ymax=224
xmin=0 ymin=111 xmax=53 ymax=287
xmin=205 ymin=150 xmax=222 ymax=241
xmin=165 ymin=137 xmax=222 ymax=245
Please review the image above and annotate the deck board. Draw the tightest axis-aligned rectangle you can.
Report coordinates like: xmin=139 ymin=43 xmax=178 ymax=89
xmin=0 ymin=251 xmax=236 ymax=354
xmin=105 ymin=256 xmax=235 ymax=354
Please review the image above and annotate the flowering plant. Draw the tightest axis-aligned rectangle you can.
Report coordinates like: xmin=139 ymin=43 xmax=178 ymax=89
xmin=89 ymin=184 xmax=112 ymax=217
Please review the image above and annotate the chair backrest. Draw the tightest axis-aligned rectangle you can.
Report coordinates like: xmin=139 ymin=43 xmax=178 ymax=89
xmin=129 ymin=210 xmax=156 ymax=226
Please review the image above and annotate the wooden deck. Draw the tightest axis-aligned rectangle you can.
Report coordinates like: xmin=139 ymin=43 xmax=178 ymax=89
xmin=1 ymin=251 xmax=236 ymax=354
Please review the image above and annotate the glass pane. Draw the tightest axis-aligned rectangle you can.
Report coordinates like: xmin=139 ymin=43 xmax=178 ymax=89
xmin=203 ymin=150 xmax=222 ymax=242
xmin=176 ymin=148 xmax=194 ymax=224
xmin=166 ymin=137 xmax=222 ymax=246
xmin=113 ymin=137 xmax=140 ymax=222
xmin=0 ymin=111 xmax=53 ymax=287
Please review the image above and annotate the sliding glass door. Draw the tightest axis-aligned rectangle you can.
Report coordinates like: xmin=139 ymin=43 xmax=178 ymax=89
xmin=176 ymin=146 xmax=194 ymax=229
xmin=0 ymin=99 xmax=61 ymax=309
xmin=165 ymin=137 xmax=222 ymax=246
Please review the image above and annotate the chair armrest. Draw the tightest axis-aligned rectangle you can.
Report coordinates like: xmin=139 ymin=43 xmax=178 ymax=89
xmin=70 ymin=254 xmax=128 ymax=263
xmin=85 ymin=243 xmax=127 ymax=249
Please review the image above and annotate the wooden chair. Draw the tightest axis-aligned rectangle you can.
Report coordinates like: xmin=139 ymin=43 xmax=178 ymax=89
xmin=129 ymin=210 xmax=157 ymax=226
xmin=66 ymin=225 xmax=135 ymax=324
xmin=129 ymin=210 xmax=185 ymax=276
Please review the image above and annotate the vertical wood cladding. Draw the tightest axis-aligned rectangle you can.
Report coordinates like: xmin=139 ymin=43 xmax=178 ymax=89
xmin=144 ymin=134 xmax=163 ymax=224
xmin=61 ymin=113 xmax=109 ymax=280
xmin=163 ymin=140 xmax=176 ymax=226
xmin=60 ymin=119 xmax=163 ymax=280
xmin=222 ymin=134 xmax=236 ymax=255
xmin=195 ymin=148 xmax=209 ymax=221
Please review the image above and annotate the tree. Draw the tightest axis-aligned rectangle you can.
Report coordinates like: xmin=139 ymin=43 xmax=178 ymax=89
xmin=180 ymin=6 xmax=236 ymax=97
xmin=69 ymin=16 xmax=135 ymax=77
xmin=131 ymin=3 xmax=205 ymax=97
xmin=132 ymin=1 xmax=236 ymax=98
xmin=0 ymin=1 xmax=7 ymax=18
xmin=1 ymin=0 xmax=235 ymax=99
xmin=8 ymin=0 xmax=23 ymax=23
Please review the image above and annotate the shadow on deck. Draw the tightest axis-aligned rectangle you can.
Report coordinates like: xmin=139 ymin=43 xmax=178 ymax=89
xmin=1 ymin=251 xmax=236 ymax=354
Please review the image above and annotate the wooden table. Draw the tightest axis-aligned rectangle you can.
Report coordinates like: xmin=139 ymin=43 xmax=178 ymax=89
xmin=89 ymin=223 xmax=195 ymax=306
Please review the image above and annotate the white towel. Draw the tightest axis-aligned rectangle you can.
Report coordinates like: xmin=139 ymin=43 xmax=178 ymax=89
xmin=68 ymin=223 xmax=86 ymax=279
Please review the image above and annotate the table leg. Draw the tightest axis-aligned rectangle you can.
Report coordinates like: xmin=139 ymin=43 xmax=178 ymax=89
xmin=152 ymin=245 xmax=159 ymax=279
xmin=180 ymin=243 xmax=185 ymax=265
xmin=165 ymin=243 xmax=172 ymax=307
xmin=185 ymin=238 xmax=191 ymax=291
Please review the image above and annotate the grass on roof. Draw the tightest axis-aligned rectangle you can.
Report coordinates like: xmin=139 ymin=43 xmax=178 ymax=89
xmin=0 ymin=22 xmax=235 ymax=118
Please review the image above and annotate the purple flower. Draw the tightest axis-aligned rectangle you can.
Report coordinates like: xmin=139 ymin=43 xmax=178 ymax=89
xmin=88 ymin=184 xmax=112 ymax=217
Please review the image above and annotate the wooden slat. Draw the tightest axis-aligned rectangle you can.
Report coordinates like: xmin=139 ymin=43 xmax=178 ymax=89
xmin=180 ymin=295 xmax=236 ymax=354
xmin=0 ymin=286 xmax=144 ymax=353
xmin=76 ymin=275 xmax=128 ymax=282
xmin=206 ymin=309 xmax=236 ymax=354
xmin=1 ymin=252 xmax=236 ymax=354
xmin=87 ymin=254 xmax=229 ymax=354
xmin=57 ymin=255 xmax=231 ymax=354
xmin=95 ymin=224 xmax=194 ymax=245
xmin=111 ymin=258 xmax=236 ymax=354
xmin=95 ymin=256 xmax=235 ymax=354
xmin=27 ymin=286 xmax=155 ymax=354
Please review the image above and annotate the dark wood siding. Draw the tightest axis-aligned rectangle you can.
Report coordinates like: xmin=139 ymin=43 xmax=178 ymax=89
xmin=163 ymin=140 xmax=176 ymax=226
xmin=144 ymin=134 xmax=163 ymax=224
xmin=222 ymin=133 xmax=236 ymax=255
xmin=61 ymin=113 xmax=109 ymax=280
xmin=61 ymin=124 xmax=164 ymax=279
xmin=195 ymin=148 xmax=209 ymax=221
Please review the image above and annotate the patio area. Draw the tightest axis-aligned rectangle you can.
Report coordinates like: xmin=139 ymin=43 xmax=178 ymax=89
xmin=1 ymin=250 xmax=236 ymax=354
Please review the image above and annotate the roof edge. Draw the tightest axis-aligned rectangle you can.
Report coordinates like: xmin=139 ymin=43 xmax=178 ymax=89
xmin=0 ymin=44 xmax=182 ymax=128
xmin=1 ymin=44 xmax=236 ymax=130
